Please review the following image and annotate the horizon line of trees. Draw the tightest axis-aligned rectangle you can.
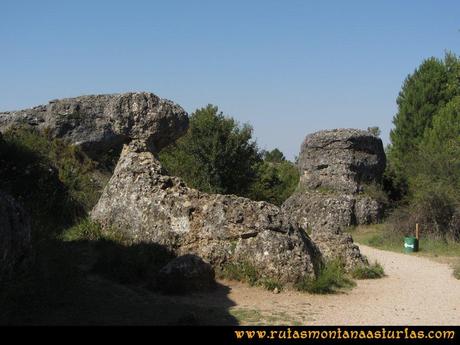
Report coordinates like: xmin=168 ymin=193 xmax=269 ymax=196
xmin=160 ymin=51 xmax=460 ymax=241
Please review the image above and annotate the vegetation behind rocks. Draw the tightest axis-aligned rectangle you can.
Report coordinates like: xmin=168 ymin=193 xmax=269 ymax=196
xmin=386 ymin=52 xmax=460 ymax=241
xmin=159 ymin=104 xmax=299 ymax=206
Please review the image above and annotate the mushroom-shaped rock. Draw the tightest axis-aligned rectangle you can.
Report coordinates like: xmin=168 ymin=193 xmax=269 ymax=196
xmin=91 ymin=143 xmax=320 ymax=285
xmin=0 ymin=92 xmax=189 ymax=158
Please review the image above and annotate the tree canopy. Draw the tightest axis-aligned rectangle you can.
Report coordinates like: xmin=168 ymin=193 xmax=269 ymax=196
xmin=389 ymin=52 xmax=460 ymax=178
xmin=387 ymin=52 xmax=460 ymax=240
xmin=159 ymin=104 xmax=261 ymax=196
xmin=249 ymin=149 xmax=299 ymax=206
xmin=159 ymin=107 xmax=299 ymax=205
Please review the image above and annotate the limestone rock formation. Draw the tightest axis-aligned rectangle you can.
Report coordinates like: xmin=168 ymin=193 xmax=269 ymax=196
xmin=297 ymin=128 xmax=386 ymax=194
xmin=0 ymin=190 xmax=32 ymax=282
xmin=283 ymin=191 xmax=384 ymax=234
xmin=92 ymin=143 xmax=319 ymax=285
xmin=157 ymin=254 xmax=216 ymax=294
xmin=284 ymin=129 xmax=386 ymax=231
xmin=1 ymin=92 xmax=322 ymax=285
xmin=283 ymin=129 xmax=387 ymax=268
xmin=309 ymin=231 xmax=365 ymax=269
xmin=0 ymin=92 xmax=189 ymax=158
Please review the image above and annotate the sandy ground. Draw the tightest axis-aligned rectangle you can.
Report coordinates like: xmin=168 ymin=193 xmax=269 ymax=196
xmin=9 ymin=243 xmax=459 ymax=325
xmin=217 ymin=244 xmax=460 ymax=325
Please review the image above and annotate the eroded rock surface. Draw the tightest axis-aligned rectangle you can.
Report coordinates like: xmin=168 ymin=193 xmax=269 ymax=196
xmin=283 ymin=129 xmax=386 ymax=269
xmin=92 ymin=143 xmax=320 ymax=285
xmin=0 ymin=93 xmax=188 ymax=158
xmin=297 ymin=128 xmax=385 ymax=194
xmin=283 ymin=191 xmax=384 ymax=234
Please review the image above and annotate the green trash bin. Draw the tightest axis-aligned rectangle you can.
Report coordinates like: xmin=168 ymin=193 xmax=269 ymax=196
xmin=404 ymin=236 xmax=419 ymax=253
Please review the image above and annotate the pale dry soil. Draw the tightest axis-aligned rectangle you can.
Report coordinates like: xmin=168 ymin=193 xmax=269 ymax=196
xmin=10 ymin=244 xmax=459 ymax=325
xmin=188 ymin=244 xmax=460 ymax=325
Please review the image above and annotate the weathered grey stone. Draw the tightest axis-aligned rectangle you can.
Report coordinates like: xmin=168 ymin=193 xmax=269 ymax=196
xmin=283 ymin=128 xmax=386 ymax=268
xmin=0 ymin=190 xmax=32 ymax=282
xmin=354 ymin=196 xmax=383 ymax=225
xmin=283 ymin=191 xmax=369 ymax=268
xmin=310 ymin=231 xmax=368 ymax=270
xmin=283 ymin=192 xmax=384 ymax=233
xmin=298 ymin=128 xmax=385 ymax=194
xmin=283 ymin=191 xmax=356 ymax=234
xmin=157 ymin=254 xmax=215 ymax=294
xmin=91 ymin=143 xmax=319 ymax=285
xmin=0 ymin=92 xmax=189 ymax=158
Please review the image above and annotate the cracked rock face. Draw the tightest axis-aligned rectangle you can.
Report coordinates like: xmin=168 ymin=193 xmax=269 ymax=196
xmin=91 ymin=143 xmax=319 ymax=285
xmin=0 ymin=190 xmax=32 ymax=282
xmin=0 ymin=92 xmax=189 ymax=158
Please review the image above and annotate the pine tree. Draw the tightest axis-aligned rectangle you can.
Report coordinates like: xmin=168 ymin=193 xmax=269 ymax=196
xmin=389 ymin=53 xmax=460 ymax=178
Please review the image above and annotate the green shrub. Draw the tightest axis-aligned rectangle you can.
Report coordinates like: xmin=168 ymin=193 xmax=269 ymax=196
xmin=453 ymin=263 xmax=460 ymax=280
xmin=387 ymin=192 xmax=459 ymax=242
xmin=217 ymin=261 xmax=284 ymax=291
xmin=159 ymin=104 xmax=260 ymax=196
xmin=61 ymin=218 xmax=105 ymax=241
xmin=259 ymin=278 xmax=283 ymax=292
xmin=0 ymin=127 xmax=110 ymax=239
xmin=218 ymin=261 xmax=259 ymax=286
xmin=61 ymin=219 xmax=170 ymax=287
xmin=295 ymin=260 xmax=355 ymax=294
xmin=61 ymin=218 xmax=126 ymax=243
xmin=92 ymin=240 xmax=174 ymax=286
xmin=351 ymin=262 xmax=385 ymax=279
xmin=360 ymin=183 xmax=389 ymax=209
xmin=248 ymin=159 xmax=299 ymax=206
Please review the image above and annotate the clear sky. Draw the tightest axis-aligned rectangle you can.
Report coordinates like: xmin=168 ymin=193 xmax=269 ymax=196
xmin=1 ymin=0 xmax=459 ymax=160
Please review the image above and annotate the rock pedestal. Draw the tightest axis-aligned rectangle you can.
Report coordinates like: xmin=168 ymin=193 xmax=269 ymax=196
xmin=91 ymin=143 xmax=319 ymax=285
xmin=283 ymin=129 xmax=387 ymax=268
xmin=0 ymin=92 xmax=189 ymax=159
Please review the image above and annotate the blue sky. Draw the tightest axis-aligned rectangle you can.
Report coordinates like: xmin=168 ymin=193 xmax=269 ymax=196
xmin=1 ymin=0 xmax=459 ymax=159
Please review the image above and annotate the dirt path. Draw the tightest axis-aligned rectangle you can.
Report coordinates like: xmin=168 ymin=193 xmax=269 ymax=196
xmin=216 ymin=245 xmax=460 ymax=325
xmin=11 ymin=243 xmax=459 ymax=325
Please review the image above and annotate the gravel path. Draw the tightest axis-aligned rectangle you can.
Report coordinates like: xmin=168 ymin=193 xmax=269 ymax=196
xmin=223 ymin=244 xmax=460 ymax=325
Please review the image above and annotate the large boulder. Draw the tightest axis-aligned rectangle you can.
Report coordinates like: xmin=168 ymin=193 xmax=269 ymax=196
xmin=284 ymin=191 xmax=356 ymax=234
xmin=297 ymin=128 xmax=385 ymax=194
xmin=157 ymin=254 xmax=216 ymax=294
xmin=283 ymin=191 xmax=370 ymax=269
xmin=283 ymin=191 xmax=384 ymax=234
xmin=91 ymin=143 xmax=320 ymax=285
xmin=0 ymin=190 xmax=32 ymax=282
xmin=0 ymin=92 xmax=189 ymax=158
xmin=310 ymin=231 xmax=365 ymax=270
xmin=283 ymin=129 xmax=386 ymax=269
